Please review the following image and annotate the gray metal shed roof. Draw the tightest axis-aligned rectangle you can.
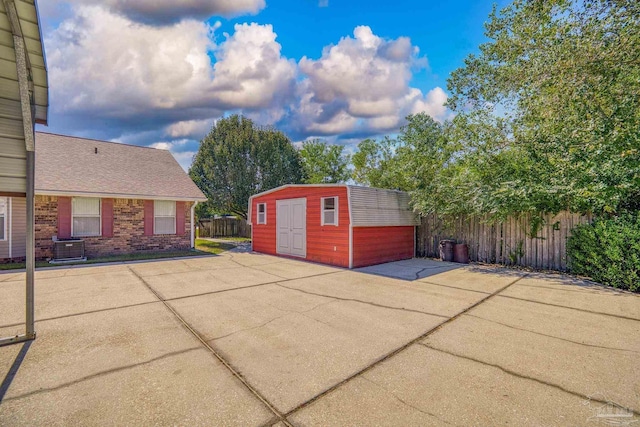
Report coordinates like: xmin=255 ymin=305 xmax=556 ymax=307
xmin=35 ymin=132 xmax=207 ymax=201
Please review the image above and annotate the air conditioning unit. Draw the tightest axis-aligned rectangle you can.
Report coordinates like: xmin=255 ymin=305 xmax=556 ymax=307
xmin=52 ymin=239 xmax=85 ymax=262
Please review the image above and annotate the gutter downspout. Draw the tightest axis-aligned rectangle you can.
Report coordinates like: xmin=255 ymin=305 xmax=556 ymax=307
xmin=247 ymin=196 xmax=253 ymax=252
xmin=190 ymin=201 xmax=197 ymax=249
xmin=8 ymin=197 xmax=12 ymax=259
xmin=347 ymin=186 xmax=353 ymax=269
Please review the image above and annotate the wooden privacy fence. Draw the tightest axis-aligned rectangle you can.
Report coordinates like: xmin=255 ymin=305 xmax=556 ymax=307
xmin=198 ymin=218 xmax=251 ymax=238
xmin=416 ymin=211 xmax=593 ymax=271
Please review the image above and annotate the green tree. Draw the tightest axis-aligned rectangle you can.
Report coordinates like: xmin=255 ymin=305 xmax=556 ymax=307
xmin=299 ymin=139 xmax=351 ymax=184
xmin=194 ymin=200 xmax=219 ymax=219
xmin=351 ymin=136 xmax=407 ymax=189
xmin=446 ymin=0 xmax=640 ymax=216
xmin=351 ymin=113 xmax=447 ymax=194
xmin=189 ymin=115 xmax=305 ymax=219
xmin=397 ymin=113 xmax=454 ymax=214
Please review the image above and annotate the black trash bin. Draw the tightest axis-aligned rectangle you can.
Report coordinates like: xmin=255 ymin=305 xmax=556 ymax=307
xmin=453 ymin=243 xmax=469 ymax=264
xmin=439 ymin=239 xmax=455 ymax=262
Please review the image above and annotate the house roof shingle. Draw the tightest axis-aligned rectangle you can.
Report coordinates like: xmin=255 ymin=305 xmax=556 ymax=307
xmin=35 ymin=132 xmax=206 ymax=201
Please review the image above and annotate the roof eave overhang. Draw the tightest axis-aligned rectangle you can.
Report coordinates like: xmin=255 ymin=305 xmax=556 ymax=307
xmin=249 ymin=183 xmax=348 ymax=200
xmin=1 ymin=0 xmax=49 ymax=128
xmin=351 ymin=222 xmax=420 ymax=227
xmin=35 ymin=189 xmax=207 ymax=202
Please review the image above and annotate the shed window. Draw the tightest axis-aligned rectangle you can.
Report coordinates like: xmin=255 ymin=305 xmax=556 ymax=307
xmin=257 ymin=203 xmax=267 ymax=224
xmin=321 ymin=197 xmax=338 ymax=226
xmin=0 ymin=197 xmax=7 ymax=241
xmin=154 ymin=200 xmax=176 ymax=234
xmin=72 ymin=197 xmax=101 ymax=237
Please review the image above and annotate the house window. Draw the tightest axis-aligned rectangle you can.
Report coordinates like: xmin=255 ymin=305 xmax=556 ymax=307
xmin=0 ymin=197 xmax=7 ymax=241
xmin=321 ymin=197 xmax=338 ymax=226
xmin=154 ymin=200 xmax=176 ymax=234
xmin=257 ymin=203 xmax=267 ymax=224
xmin=72 ymin=197 xmax=101 ymax=237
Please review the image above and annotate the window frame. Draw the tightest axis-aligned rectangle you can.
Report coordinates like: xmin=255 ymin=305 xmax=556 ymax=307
xmin=154 ymin=200 xmax=176 ymax=235
xmin=257 ymin=203 xmax=267 ymax=225
xmin=71 ymin=197 xmax=102 ymax=238
xmin=0 ymin=197 xmax=7 ymax=241
xmin=320 ymin=196 xmax=339 ymax=226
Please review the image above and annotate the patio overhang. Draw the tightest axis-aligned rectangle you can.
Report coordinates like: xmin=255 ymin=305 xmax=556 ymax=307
xmin=0 ymin=0 xmax=48 ymax=195
xmin=0 ymin=0 xmax=48 ymax=346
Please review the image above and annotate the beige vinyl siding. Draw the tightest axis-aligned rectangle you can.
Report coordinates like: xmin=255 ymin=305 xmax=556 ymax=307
xmin=1 ymin=0 xmax=49 ymax=195
xmin=348 ymin=186 xmax=419 ymax=227
xmin=0 ymin=197 xmax=7 ymax=258
xmin=11 ymin=197 xmax=25 ymax=258
xmin=0 ymin=197 xmax=25 ymax=259
xmin=0 ymin=135 xmax=26 ymax=194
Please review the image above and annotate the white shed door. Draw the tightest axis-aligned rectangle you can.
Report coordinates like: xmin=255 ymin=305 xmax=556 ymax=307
xmin=276 ymin=198 xmax=306 ymax=257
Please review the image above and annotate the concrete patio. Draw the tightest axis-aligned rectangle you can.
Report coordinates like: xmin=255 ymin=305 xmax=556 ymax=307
xmin=0 ymin=252 xmax=638 ymax=426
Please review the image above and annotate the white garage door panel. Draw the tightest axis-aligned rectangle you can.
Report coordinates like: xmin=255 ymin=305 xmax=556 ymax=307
xmin=278 ymin=232 xmax=290 ymax=251
xmin=292 ymin=234 xmax=304 ymax=251
xmin=277 ymin=200 xmax=290 ymax=253
xmin=292 ymin=204 xmax=305 ymax=227
xmin=276 ymin=198 xmax=306 ymax=258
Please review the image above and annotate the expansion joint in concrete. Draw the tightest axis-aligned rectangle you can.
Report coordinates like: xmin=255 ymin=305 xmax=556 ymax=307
xmin=275 ymin=283 xmax=449 ymax=319
xmin=283 ymin=274 xmax=528 ymax=418
xmin=158 ymin=270 xmax=342 ymax=304
xmin=464 ymin=313 xmax=640 ymax=354
xmin=497 ymin=295 xmax=640 ymax=322
xmin=417 ymin=280 xmax=492 ymax=295
xmin=419 ymin=343 xmax=640 ymax=416
xmin=126 ymin=266 xmax=294 ymax=427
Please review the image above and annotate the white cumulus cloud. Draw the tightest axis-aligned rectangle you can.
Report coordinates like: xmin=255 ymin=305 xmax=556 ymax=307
xmin=48 ymin=6 xmax=216 ymax=118
xmin=45 ymin=6 xmax=296 ymax=135
xmin=405 ymin=87 xmax=450 ymax=120
xmin=172 ymin=151 xmax=198 ymax=171
xmin=149 ymin=139 xmax=194 ymax=170
xmin=166 ymin=119 xmax=214 ymax=139
xmin=290 ymin=26 xmax=448 ymax=137
xmin=211 ymin=23 xmax=297 ymax=109
xmin=41 ymin=6 xmax=451 ymax=169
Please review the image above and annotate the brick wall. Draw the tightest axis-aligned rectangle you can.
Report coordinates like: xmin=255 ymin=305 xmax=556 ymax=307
xmin=35 ymin=196 xmax=58 ymax=260
xmin=35 ymin=195 xmax=193 ymax=260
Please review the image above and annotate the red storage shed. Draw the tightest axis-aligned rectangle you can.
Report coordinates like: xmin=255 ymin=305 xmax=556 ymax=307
xmin=247 ymin=184 xmax=419 ymax=268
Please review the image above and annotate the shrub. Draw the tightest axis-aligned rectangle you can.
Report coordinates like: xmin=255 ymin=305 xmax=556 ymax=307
xmin=567 ymin=214 xmax=640 ymax=292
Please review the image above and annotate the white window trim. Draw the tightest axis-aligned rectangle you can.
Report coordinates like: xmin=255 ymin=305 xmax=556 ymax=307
xmin=72 ymin=197 xmax=102 ymax=238
xmin=154 ymin=200 xmax=176 ymax=235
xmin=257 ymin=203 xmax=267 ymax=225
xmin=0 ymin=197 xmax=7 ymax=241
xmin=321 ymin=196 xmax=339 ymax=226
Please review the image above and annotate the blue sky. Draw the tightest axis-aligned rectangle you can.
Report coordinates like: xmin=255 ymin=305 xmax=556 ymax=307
xmin=224 ymin=0 xmax=503 ymax=89
xmin=36 ymin=0 xmax=508 ymax=169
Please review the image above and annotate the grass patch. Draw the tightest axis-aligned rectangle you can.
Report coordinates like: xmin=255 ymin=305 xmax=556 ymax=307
xmin=0 ymin=241 xmax=235 ymax=271
xmin=203 ymin=236 xmax=251 ymax=242
xmin=195 ymin=238 xmax=236 ymax=254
